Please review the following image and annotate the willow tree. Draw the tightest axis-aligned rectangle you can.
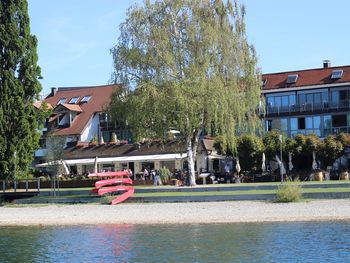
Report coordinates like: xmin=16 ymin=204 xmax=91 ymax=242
xmin=110 ymin=0 xmax=261 ymax=185
xmin=0 ymin=0 xmax=42 ymax=179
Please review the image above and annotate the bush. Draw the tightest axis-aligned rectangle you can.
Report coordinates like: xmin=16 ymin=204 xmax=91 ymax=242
xmin=159 ymin=167 xmax=172 ymax=184
xmin=276 ymin=181 xmax=302 ymax=202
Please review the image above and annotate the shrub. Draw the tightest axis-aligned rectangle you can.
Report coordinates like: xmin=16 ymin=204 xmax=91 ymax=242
xmin=159 ymin=167 xmax=172 ymax=184
xmin=276 ymin=181 xmax=302 ymax=202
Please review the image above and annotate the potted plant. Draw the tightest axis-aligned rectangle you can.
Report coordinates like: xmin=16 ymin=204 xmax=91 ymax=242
xmin=90 ymin=136 xmax=98 ymax=146
xmin=110 ymin=132 xmax=118 ymax=145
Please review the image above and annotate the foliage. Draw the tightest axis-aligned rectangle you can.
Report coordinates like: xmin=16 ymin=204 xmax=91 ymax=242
xmin=276 ymin=181 xmax=302 ymax=202
xmin=110 ymin=132 xmax=117 ymax=144
xmin=318 ymin=135 xmax=343 ymax=167
xmin=0 ymin=0 xmax=42 ymax=179
xmin=262 ymin=131 xmax=284 ymax=161
xmin=236 ymin=134 xmax=264 ymax=171
xmin=109 ymin=0 xmax=261 ymax=185
xmin=159 ymin=167 xmax=172 ymax=183
xmin=45 ymin=136 xmax=66 ymax=176
xmin=303 ymin=134 xmax=321 ymax=154
xmin=336 ymin=133 xmax=350 ymax=150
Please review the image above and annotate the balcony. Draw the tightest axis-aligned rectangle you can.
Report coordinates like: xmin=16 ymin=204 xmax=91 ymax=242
xmin=266 ymin=100 xmax=350 ymax=117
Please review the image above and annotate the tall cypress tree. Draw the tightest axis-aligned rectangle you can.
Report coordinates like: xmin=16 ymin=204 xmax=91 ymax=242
xmin=0 ymin=0 xmax=42 ymax=179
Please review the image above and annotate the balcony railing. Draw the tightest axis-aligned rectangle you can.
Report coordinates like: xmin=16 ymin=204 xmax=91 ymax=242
xmin=266 ymin=100 xmax=350 ymax=116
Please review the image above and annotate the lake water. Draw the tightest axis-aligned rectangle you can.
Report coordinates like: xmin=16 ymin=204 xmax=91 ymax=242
xmin=0 ymin=222 xmax=350 ymax=262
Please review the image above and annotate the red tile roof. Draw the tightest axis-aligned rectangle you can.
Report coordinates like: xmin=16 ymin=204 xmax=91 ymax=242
xmin=44 ymin=84 xmax=120 ymax=136
xmin=33 ymin=101 xmax=53 ymax=110
xmin=55 ymin=103 xmax=83 ymax=113
xmin=262 ymin=65 xmax=350 ymax=91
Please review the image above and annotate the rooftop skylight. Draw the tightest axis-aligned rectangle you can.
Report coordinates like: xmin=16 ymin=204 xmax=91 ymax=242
xmin=286 ymin=74 xmax=298 ymax=84
xmin=331 ymin=69 xmax=343 ymax=79
xmin=69 ymin=96 xmax=79 ymax=104
xmin=57 ymin=98 xmax=66 ymax=105
xmin=80 ymin=95 xmax=91 ymax=103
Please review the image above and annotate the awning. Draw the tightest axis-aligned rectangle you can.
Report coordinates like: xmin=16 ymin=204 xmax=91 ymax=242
xmin=36 ymin=153 xmax=187 ymax=167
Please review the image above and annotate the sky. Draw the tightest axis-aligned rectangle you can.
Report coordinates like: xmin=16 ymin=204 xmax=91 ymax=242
xmin=28 ymin=0 xmax=350 ymax=95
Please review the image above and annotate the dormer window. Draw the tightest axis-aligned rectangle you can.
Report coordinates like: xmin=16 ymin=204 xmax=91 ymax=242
xmin=262 ymin=79 xmax=267 ymax=87
xmin=57 ymin=98 xmax=66 ymax=105
xmin=69 ymin=96 xmax=79 ymax=104
xmin=331 ymin=70 xmax=343 ymax=79
xmin=80 ymin=95 xmax=91 ymax=103
xmin=287 ymin=74 xmax=298 ymax=84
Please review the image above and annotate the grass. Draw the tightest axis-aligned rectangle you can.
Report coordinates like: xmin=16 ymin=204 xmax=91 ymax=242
xmin=6 ymin=181 xmax=350 ymax=205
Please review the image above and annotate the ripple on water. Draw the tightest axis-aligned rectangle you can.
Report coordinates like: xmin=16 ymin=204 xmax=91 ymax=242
xmin=0 ymin=221 xmax=350 ymax=263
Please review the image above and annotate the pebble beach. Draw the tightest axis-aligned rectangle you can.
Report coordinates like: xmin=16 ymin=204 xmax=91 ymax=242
xmin=1 ymin=199 xmax=350 ymax=226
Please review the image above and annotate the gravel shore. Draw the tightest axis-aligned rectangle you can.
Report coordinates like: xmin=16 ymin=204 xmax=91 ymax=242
xmin=1 ymin=199 xmax=350 ymax=226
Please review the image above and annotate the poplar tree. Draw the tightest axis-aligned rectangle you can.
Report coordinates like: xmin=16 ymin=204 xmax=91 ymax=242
xmin=0 ymin=0 xmax=42 ymax=179
xmin=110 ymin=0 xmax=261 ymax=185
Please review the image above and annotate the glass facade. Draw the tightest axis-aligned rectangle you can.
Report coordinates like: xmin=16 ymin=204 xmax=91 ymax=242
xmin=264 ymin=86 xmax=350 ymax=137
xmin=266 ymin=114 xmax=350 ymax=137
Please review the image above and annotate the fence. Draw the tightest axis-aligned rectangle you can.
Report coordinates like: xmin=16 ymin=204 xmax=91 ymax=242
xmin=1 ymin=178 xmax=41 ymax=193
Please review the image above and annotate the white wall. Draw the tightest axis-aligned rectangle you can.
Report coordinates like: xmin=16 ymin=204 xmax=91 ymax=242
xmin=80 ymin=113 xmax=100 ymax=142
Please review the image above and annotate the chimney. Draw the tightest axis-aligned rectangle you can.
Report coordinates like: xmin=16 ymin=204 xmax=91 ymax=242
xmin=323 ymin=60 xmax=331 ymax=68
xmin=51 ymin=87 xmax=57 ymax=96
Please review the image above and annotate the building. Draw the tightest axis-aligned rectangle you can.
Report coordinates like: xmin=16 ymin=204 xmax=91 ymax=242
xmin=262 ymin=61 xmax=350 ymax=137
xmin=34 ymin=85 xmax=228 ymax=176
xmin=34 ymin=84 xmax=127 ymax=164
xmin=36 ymin=138 xmax=227 ymax=177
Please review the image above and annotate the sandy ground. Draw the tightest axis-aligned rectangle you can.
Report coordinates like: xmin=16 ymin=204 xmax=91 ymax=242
xmin=0 ymin=200 xmax=350 ymax=226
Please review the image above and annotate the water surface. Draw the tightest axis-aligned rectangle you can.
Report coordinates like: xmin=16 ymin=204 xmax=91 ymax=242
xmin=0 ymin=222 xmax=350 ymax=262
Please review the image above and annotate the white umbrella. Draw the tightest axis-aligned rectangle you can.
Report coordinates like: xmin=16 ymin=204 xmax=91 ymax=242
xmin=94 ymin=156 xmax=98 ymax=173
xmin=235 ymin=158 xmax=241 ymax=174
xmin=275 ymin=155 xmax=286 ymax=175
xmin=61 ymin=160 xmax=70 ymax=175
xmin=312 ymin=151 xmax=317 ymax=170
xmin=288 ymin=152 xmax=293 ymax=172
xmin=262 ymin=152 xmax=266 ymax=172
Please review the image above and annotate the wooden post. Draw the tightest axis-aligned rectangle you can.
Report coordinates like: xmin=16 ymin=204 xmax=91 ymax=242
xmin=14 ymin=180 xmax=17 ymax=193
xmin=25 ymin=180 xmax=28 ymax=192
xmin=2 ymin=181 xmax=5 ymax=193
xmin=37 ymin=177 xmax=40 ymax=193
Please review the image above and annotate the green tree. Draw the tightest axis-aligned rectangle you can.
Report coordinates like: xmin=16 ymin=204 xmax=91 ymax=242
xmin=109 ymin=0 xmax=261 ymax=185
xmin=319 ymin=135 xmax=343 ymax=168
xmin=263 ymin=131 xmax=285 ymax=161
xmin=236 ymin=134 xmax=264 ymax=171
xmin=0 ymin=0 xmax=42 ymax=179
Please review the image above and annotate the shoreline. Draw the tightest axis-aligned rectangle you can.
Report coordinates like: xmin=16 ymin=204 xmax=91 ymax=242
xmin=1 ymin=199 xmax=350 ymax=226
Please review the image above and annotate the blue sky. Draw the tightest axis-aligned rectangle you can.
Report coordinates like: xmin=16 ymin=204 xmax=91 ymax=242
xmin=28 ymin=0 xmax=350 ymax=95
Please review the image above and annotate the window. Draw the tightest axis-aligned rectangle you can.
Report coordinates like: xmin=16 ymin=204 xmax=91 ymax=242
xmin=271 ymin=119 xmax=287 ymax=132
xmin=332 ymin=115 xmax=347 ymax=127
xmin=80 ymin=95 xmax=91 ymax=103
xmin=57 ymin=98 xmax=66 ymax=105
xmin=305 ymin=117 xmax=313 ymax=129
xmin=331 ymin=70 xmax=343 ymax=79
xmin=289 ymin=95 xmax=296 ymax=106
xmin=265 ymin=120 xmax=272 ymax=132
xmin=324 ymin=115 xmax=332 ymax=129
xmin=290 ymin=118 xmax=298 ymax=130
xmin=287 ymin=74 xmax=298 ymax=84
xmin=69 ymin=96 xmax=79 ymax=104
xmin=281 ymin=96 xmax=289 ymax=107
xmin=298 ymin=118 xmax=305 ymax=129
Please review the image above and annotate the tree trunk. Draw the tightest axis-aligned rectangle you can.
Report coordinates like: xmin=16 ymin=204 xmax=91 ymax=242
xmin=186 ymin=129 xmax=201 ymax=186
